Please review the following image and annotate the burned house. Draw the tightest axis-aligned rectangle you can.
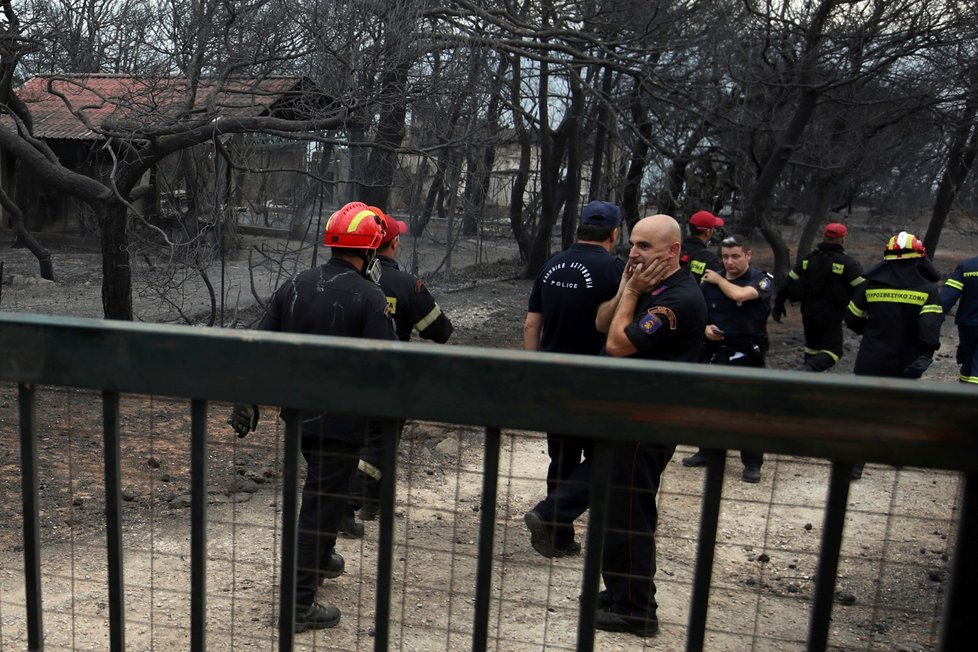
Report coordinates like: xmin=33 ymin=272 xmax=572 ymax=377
xmin=0 ymin=74 xmax=336 ymax=237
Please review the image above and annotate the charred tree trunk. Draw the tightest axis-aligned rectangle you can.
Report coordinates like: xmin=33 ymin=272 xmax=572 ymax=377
xmin=925 ymin=124 xmax=978 ymax=257
xmin=588 ymin=58 xmax=615 ymax=201
xmin=738 ymin=1 xmax=833 ymax=235
xmin=529 ymin=58 xmax=567 ymax=278
xmin=416 ymin=152 xmax=448 ymax=237
xmin=461 ymin=151 xmax=484 ymax=237
xmin=99 ymin=200 xmax=134 ymax=320
xmin=509 ymin=75 xmax=533 ymax=265
xmin=657 ymin=124 xmax=708 ymax=219
xmin=0 ymin=188 xmax=54 ymax=280
xmin=560 ymin=71 xmax=584 ymax=252
xmin=759 ymin=224 xmax=791 ymax=283
xmin=622 ymin=89 xmax=652 ymax=230
xmin=795 ymin=175 xmax=843 ymax=276
xmin=361 ymin=62 xmax=411 ymax=209
xmin=462 ymin=57 xmax=508 ymax=237
xmin=924 ymin=67 xmax=978 ymax=257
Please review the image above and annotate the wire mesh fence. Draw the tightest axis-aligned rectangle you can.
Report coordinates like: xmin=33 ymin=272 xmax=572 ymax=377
xmin=0 ymin=385 xmax=960 ymax=651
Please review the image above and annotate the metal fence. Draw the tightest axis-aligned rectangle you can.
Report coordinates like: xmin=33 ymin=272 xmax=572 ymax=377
xmin=0 ymin=311 xmax=975 ymax=651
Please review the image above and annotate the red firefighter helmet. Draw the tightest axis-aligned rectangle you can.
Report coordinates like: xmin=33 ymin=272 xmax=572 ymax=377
xmin=883 ymin=231 xmax=926 ymax=260
xmin=323 ymin=202 xmax=386 ymax=249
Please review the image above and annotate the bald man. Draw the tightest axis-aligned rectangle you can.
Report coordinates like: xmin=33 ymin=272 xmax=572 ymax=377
xmin=593 ymin=214 xmax=707 ymax=637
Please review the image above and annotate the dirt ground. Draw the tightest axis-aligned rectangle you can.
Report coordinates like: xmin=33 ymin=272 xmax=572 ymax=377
xmin=0 ymin=218 xmax=972 ymax=651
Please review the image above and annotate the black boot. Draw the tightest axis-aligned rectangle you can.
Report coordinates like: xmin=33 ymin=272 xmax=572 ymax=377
xmin=294 ymin=602 xmax=340 ymax=632
xmin=339 ymin=510 xmax=364 ymax=538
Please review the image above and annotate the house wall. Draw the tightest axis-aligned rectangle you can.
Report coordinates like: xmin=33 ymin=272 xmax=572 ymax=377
xmin=11 ymin=140 xmax=100 ymax=236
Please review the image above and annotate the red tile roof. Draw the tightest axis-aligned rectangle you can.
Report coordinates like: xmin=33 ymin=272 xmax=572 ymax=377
xmin=11 ymin=74 xmax=305 ymax=140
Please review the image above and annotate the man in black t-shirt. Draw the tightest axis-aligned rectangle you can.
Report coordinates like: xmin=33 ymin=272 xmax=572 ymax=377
xmin=593 ymin=213 xmax=707 ymax=637
xmin=522 ymin=200 xmax=624 ymax=558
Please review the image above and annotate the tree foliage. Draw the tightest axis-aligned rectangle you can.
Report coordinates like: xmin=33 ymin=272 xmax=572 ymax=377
xmin=1 ymin=0 xmax=976 ymax=317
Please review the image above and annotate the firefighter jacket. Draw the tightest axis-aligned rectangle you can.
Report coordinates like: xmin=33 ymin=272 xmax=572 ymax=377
xmin=260 ymin=257 xmax=397 ymax=443
xmin=680 ymin=236 xmax=722 ymax=284
xmin=845 ymin=258 xmax=943 ymax=377
xmin=377 ymin=256 xmax=453 ymax=343
xmin=940 ymin=255 xmax=978 ymax=327
xmin=780 ymin=243 xmax=864 ymax=318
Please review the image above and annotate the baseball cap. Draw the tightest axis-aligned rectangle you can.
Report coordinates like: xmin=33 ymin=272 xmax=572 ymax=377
xmin=824 ymin=223 xmax=847 ymax=239
xmin=580 ymin=200 xmax=622 ymax=227
xmin=374 ymin=207 xmax=407 ymax=245
xmin=689 ymin=210 xmax=724 ymax=230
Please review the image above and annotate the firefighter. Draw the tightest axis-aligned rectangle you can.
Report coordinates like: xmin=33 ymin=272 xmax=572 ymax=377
xmin=682 ymin=235 xmax=773 ymax=483
xmin=680 ymin=209 xmax=724 ymax=283
xmin=940 ymin=254 xmax=978 ymax=385
xmin=773 ymin=223 xmax=865 ymax=371
xmin=845 ymin=231 xmax=943 ymax=478
xmin=228 ymin=202 xmax=397 ymax=632
xmin=592 ymin=214 xmax=707 ymax=637
xmin=342 ymin=208 xmax=454 ymax=537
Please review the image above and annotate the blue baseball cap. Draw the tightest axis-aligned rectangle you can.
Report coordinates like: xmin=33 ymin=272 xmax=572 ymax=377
xmin=580 ymin=200 xmax=622 ymax=227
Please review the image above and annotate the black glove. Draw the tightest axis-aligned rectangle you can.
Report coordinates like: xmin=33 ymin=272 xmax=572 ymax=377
xmin=228 ymin=403 xmax=260 ymax=437
xmin=901 ymin=355 xmax=932 ymax=379
xmin=772 ymin=300 xmax=787 ymax=323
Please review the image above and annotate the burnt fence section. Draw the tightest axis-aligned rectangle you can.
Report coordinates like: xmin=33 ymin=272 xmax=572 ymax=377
xmin=1 ymin=312 xmax=976 ymax=651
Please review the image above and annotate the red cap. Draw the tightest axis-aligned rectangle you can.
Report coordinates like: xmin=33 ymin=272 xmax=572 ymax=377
xmin=689 ymin=210 xmax=724 ymax=231
xmin=372 ymin=207 xmax=407 ymax=246
xmin=824 ymin=223 xmax=847 ymax=239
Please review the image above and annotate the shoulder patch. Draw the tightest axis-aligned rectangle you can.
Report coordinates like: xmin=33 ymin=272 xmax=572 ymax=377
xmin=758 ymin=276 xmax=772 ymax=291
xmin=414 ymin=279 xmax=425 ymax=294
xmin=649 ymin=305 xmax=677 ymax=329
xmin=639 ymin=306 xmax=678 ymax=335
xmin=639 ymin=312 xmax=663 ymax=335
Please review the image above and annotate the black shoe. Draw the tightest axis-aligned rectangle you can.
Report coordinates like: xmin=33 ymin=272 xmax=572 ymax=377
xmin=553 ymin=540 xmax=581 ymax=557
xmin=359 ymin=501 xmax=379 ymax=522
xmin=682 ymin=451 xmax=708 ymax=467
xmin=294 ymin=601 xmax=340 ymax=632
xmin=596 ymin=590 xmax=612 ymax=610
xmin=321 ymin=552 xmax=345 ymax=582
xmin=742 ymin=464 xmax=761 ymax=483
xmin=595 ymin=609 xmax=659 ymax=637
xmin=524 ymin=510 xmax=564 ymax=559
xmin=850 ymin=464 xmax=864 ymax=480
xmin=339 ymin=512 xmax=364 ymax=538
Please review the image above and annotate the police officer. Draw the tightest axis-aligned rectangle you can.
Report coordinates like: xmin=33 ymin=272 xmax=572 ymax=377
xmin=773 ymin=223 xmax=864 ymax=371
xmin=342 ymin=208 xmax=454 ymax=536
xmin=846 ymin=232 xmax=943 ymax=478
xmin=680 ymin=209 xmax=724 ymax=283
xmin=593 ymin=214 xmax=707 ymax=637
xmin=682 ymin=235 xmax=773 ymax=483
xmin=940 ymin=253 xmax=978 ymax=385
xmin=228 ymin=202 xmax=397 ymax=632
xmin=522 ymin=200 xmax=624 ymax=558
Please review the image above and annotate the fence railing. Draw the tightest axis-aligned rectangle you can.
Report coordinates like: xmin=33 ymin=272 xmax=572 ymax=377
xmin=0 ymin=311 xmax=975 ymax=651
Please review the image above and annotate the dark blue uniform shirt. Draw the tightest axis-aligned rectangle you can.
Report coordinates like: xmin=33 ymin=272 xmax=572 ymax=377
xmin=528 ymin=243 xmax=624 ymax=355
xmin=701 ymin=266 xmax=774 ymax=347
xmin=623 ymin=266 xmax=707 ymax=362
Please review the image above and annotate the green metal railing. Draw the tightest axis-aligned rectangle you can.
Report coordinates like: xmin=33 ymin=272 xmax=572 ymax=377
xmin=1 ymin=311 xmax=975 ymax=651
